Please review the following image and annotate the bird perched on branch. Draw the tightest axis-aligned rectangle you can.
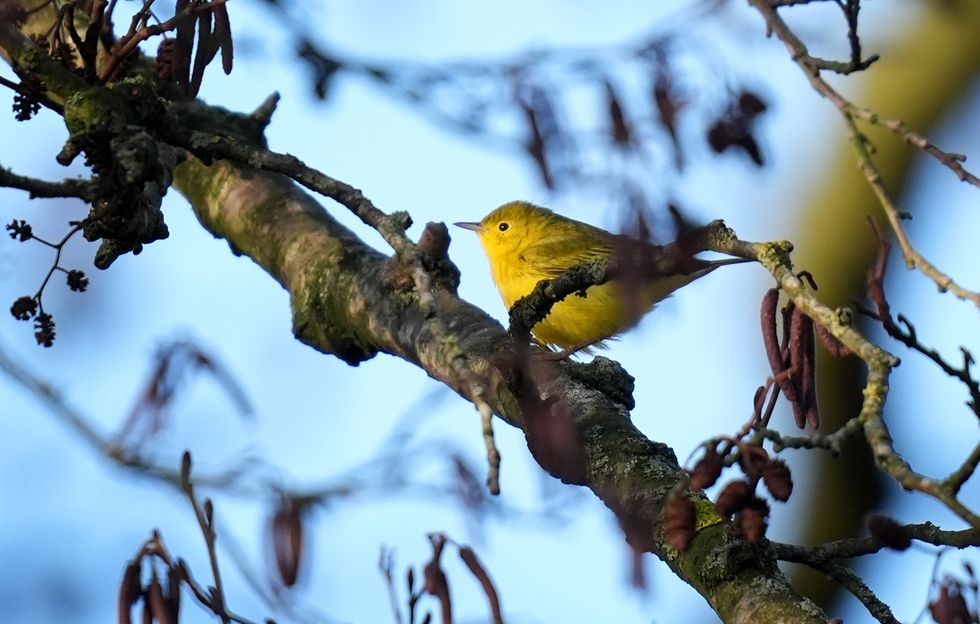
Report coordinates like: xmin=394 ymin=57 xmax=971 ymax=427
xmin=455 ymin=200 xmax=744 ymax=351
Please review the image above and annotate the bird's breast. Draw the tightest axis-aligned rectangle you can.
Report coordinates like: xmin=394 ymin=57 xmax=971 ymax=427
xmin=489 ymin=253 xmax=548 ymax=309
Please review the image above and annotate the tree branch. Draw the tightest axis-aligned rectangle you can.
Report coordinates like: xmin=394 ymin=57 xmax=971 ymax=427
xmin=747 ymin=0 xmax=980 ymax=309
xmin=171 ymin=154 xmax=828 ymax=622
xmin=0 ymin=165 xmax=97 ymax=200
xmin=771 ymin=523 xmax=980 ymax=563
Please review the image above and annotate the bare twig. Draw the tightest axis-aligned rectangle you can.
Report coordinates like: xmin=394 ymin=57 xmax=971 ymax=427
xmin=747 ymin=0 xmax=980 ymax=309
xmin=165 ymin=128 xmax=504 ymax=493
xmin=179 ymin=451 xmax=231 ymax=624
xmin=98 ymin=0 xmax=228 ymax=83
xmin=771 ymin=523 xmax=980 ymax=563
xmin=702 ymin=225 xmax=979 ymax=528
xmin=813 ymin=559 xmax=899 ymax=624
xmin=379 ymin=549 xmax=405 ymax=624
xmin=0 ymin=166 xmax=96 ymax=199
xmin=861 ymin=221 xmax=980 ymax=419
xmin=945 ymin=442 xmax=980 ymax=497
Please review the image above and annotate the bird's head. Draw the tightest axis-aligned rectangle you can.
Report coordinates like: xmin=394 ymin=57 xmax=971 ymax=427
xmin=454 ymin=201 xmax=557 ymax=261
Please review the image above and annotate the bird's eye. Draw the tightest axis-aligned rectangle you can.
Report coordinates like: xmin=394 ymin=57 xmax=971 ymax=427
xmin=498 ymin=222 xmax=509 ymax=232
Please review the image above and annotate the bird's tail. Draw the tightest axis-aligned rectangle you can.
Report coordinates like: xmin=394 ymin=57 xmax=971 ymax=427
xmin=640 ymin=256 xmax=751 ymax=307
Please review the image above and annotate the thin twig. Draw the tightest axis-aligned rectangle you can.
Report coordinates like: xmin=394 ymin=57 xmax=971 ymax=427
xmin=861 ymin=219 xmax=980 ymax=419
xmin=945 ymin=442 xmax=980 ymax=497
xmin=814 ymin=560 xmax=899 ymax=624
xmin=165 ymin=128 xmax=504 ymax=493
xmin=98 ymin=0 xmax=228 ymax=83
xmin=771 ymin=523 xmax=980 ymax=563
xmin=747 ymin=0 xmax=980 ymax=309
xmin=703 ymin=225 xmax=980 ymax=528
xmin=180 ymin=452 xmax=231 ymax=624
xmin=379 ymin=549 xmax=405 ymax=624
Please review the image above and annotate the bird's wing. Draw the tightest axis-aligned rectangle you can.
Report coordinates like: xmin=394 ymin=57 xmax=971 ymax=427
xmin=527 ymin=235 xmax=613 ymax=278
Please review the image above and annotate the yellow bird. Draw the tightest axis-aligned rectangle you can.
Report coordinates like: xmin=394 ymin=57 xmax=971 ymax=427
xmin=455 ymin=201 xmax=742 ymax=351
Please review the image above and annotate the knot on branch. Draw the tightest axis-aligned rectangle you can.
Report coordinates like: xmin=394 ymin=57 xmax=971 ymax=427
xmin=418 ymin=222 xmax=461 ymax=292
xmin=59 ymin=77 xmax=180 ymax=268
xmin=564 ymin=356 xmax=636 ymax=410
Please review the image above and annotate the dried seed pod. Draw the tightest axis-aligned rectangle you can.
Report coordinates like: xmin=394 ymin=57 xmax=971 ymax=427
xmin=761 ymin=290 xmax=802 ymax=420
xmin=180 ymin=451 xmax=192 ymax=489
xmin=752 ymin=385 xmax=768 ymax=418
xmin=189 ymin=8 xmax=214 ymax=97
xmin=739 ymin=445 xmax=770 ymax=480
xmin=690 ymin=446 xmax=723 ymax=490
xmin=172 ymin=0 xmax=194 ymax=92
xmin=787 ymin=306 xmax=810 ymax=428
xmin=518 ymin=86 xmax=558 ymax=190
xmin=458 ymin=547 xmax=503 ymax=624
xmin=963 ymin=561 xmax=976 ymax=584
xmin=652 ymin=69 xmax=684 ymax=169
xmin=738 ymin=90 xmax=768 ymax=118
xmin=663 ymin=494 xmax=696 ymax=552
xmin=714 ymin=480 xmax=752 ymax=516
xmin=5 ymin=219 xmax=32 ymax=241
xmin=737 ymin=498 xmax=770 ymax=543
xmin=798 ymin=311 xmax=821 ymax=429
xmin=604 ymin=80 xmax=632 ymax=146
xmin=166 ymin=564 xmax=181 ymax=621
xmin=212 ymin=3 xmax=234 ymax=75
xmin=118 ymin=560 xmax=142 ymax=624
xmin=146 ymin=574 xmax=173 ymax=624
xmin=66 ymin=269 xmax=89 ymax=292
xmin=10 ymin=296 xmax=37 ymax=321
xmin=815 ymin=322 xmax=853 ymax=358
xmin=33 ymin=312 xmax=56 ymax=347
xmin=866 ymin=514 xmax=911 ymax=551
xmin=157 ymin=39 xmax=176 ymax=81
xmin=423 ymin=535 xmax=452 ymax=624
xmin=930 ymin=581 xmax=971 ymax=624
xmin=270 ymin=497 xmax=305 ymax=587
xmin=762 ymin=459 xmax=793 ymax=502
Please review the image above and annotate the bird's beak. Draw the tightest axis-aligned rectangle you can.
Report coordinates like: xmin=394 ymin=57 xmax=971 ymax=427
xmin=453 ymin=221 xmax=485 ymax=233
